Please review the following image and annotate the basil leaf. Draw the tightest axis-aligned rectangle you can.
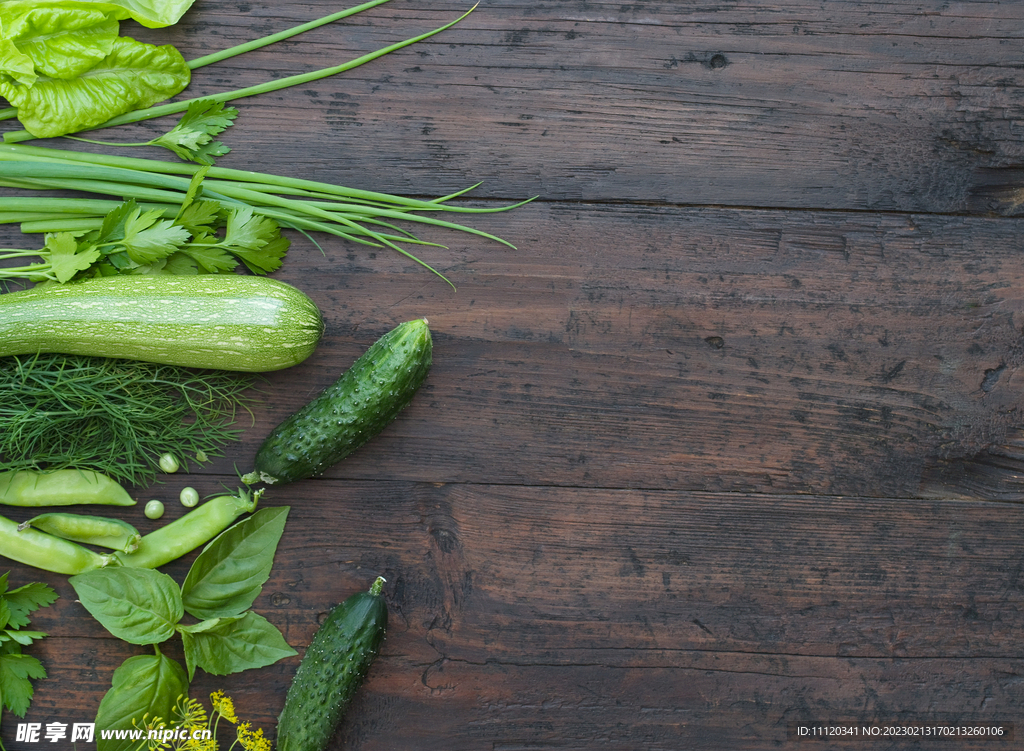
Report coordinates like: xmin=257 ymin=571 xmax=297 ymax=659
xmin=95 ymin=653 xmax=188 ymax=751
xmin=179 ymin=611 xmax=296 ymax=681
xmin=70 ymin=568 xmax=182 ymax=645
xmin=181 ymin=506 xmax=290 ymax=620
xmin=0 ymin=35 xmax=190 ymax=138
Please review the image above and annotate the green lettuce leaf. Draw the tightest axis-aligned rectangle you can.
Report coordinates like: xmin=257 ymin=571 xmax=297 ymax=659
xmin=77 ymin=0 xmax=198 ymax=29
xmin=0 ymin=1 xmax=197 ymax=30
xmin=0 ymin=36 xmax=37 ymax=87
xmin=0 ymin=35 xmax=190 ymax=138
xmin=0 ymin=5 xmax=118 ymax=84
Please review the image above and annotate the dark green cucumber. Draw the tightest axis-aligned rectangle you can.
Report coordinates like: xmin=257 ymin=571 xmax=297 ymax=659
xmin=243 ymin=318 xmax=431 ymax=485
xmin=276 ymin=577 xmax=388 ymax=751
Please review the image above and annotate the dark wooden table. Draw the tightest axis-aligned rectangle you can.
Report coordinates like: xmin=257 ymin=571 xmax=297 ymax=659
xmin=3 ymin=1 xmax=1024 ymax=748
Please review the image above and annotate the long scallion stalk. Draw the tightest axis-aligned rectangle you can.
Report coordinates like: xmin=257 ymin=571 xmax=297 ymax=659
xmin=186 ymin=0 xmax=394 ymax=69
xmin=2 ymin=5 xmax=478 ymax=144
xmin=0 ymin=142 xmax=532 ymax=285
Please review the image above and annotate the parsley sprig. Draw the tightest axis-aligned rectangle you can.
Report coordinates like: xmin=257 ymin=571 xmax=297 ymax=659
xmin=0 ymin=572 xmax=58 ymax=746
xmin=0 ymin=169 xmax=288 ymax=283
xmin=67 ymin=100 xmax=239 ymax=166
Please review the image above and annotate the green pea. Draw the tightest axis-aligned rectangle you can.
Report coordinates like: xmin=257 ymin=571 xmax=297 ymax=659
xmin=0 ymin=469 xmax=135 ymax=507
xmin=145 ymin=500 xmax=165 ymax=520
xmin=119 ymin=489 xmax=260 ymax=569
xmin=18 ymin=513 xmax=141 ymax=554
xmin=179 ymin=487 xmax=200 ymax=508
xmin=159 ymin=453 xmax=180 ymax=473
xmin=2 ymin=513 xmax=116 ymax=574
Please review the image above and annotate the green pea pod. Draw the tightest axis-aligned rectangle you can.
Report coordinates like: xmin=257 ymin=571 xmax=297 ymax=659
xmin=19 ymin=513 xmax=142 ymax=554
xmin=0 ymin=469 xmax=135 ymax=507
xmin=1 ymin=513 xmax=118 ymax=574
xmin=117 ymin=488 xmax=261 ymax=569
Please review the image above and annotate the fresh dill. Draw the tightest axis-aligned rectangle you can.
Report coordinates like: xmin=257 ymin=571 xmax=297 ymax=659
xmin=0 ymin=353 xmax=256 ymax=487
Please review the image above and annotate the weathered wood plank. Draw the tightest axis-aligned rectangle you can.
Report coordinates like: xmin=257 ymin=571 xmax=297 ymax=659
xmin=1 ymin=1 xmax=1023 ymax=749
xmin=9 ymin=483 xmax=1024 ymax=749
xmin=144 ymin=200 xmax=1024 ymax=498
xmin=117 ymin=0 xmax=1024 ymax=213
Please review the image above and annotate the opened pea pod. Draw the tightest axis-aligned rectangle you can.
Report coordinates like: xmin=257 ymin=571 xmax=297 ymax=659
xmin=18 ymin=513 xmax=141 ymax=554
xmin=0 ymin=469 xmax=135 ymax=507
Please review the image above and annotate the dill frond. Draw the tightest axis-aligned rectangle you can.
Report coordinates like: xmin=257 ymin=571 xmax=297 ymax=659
xmin=0 ymin=353 xmax=257 ymax=487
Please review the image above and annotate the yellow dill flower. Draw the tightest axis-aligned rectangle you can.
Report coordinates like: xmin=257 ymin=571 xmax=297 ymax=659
xmin=131 ymin=713 xmax=170 ymax=751
xmin=209 ymin=691 xmax=238 ymax=724
xmin=235 ymin=723 xmax=270 ymax=751
xmin=173 ymin=695 xmax=209 ymax=731
xmin=181 ymin=735 xmax=218 ymax=751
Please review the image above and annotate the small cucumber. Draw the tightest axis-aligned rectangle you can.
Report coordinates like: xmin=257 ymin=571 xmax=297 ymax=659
xmin=243 ymin=318 xmax=431 ymax=485
xmin=0 ymin=275 xmax=324 ymax=372
xmin=277 ymin=577 xmax=388 ymax=751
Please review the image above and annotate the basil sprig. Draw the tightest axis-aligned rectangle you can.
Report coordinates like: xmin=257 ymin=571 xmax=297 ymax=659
xmin=69 ymin=507 xmax=294 ymax=749
xmin=92 ymin=652 xmax=189 ymax=751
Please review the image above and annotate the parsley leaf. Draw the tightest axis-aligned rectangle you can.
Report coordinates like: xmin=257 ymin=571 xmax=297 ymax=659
xmin=45 ymin=233 xmax=102 ymax=283
xmin=177 ymin=200 xmax=223 ymax=236
xmin=95 ymin=199 xmax=139 ymax=245
xmin=175 ymin=166 xmax=212 ymax=222
xmin=182 ymin=242 xmax=239 ymax=274
xmin=233 ymin=232 xmax=289 ymax=276
xmin=0 ymin=575 xmax=55 ymax=726
xmin=223 ymin=206 xmax=277 ymax=251
xmin=152 ymin=99 xmax=238 ymax=165
xmin=2 ymin=582 xmax=57 ymax=630
xmin=0 ymin=641 xmax=46 ymax=717
xmin=2 ymin=631 xmax=47 ymax=647
xmin=120 ymin=207 xmax=191 ymax=265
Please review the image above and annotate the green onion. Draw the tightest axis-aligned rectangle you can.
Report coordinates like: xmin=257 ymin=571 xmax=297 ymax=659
xmin=2 ymin=4 xmax=479 ymax=144
xmin=0 ymin=142 xmax=532 ymax=285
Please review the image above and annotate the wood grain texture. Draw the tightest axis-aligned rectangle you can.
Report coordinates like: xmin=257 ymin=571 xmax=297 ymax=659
xmin=2 ymin=0 xmax=1024 ymax=749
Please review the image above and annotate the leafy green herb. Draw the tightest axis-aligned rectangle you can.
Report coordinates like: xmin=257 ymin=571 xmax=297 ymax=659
xmin=94 ymin=651 xmax=189 ymax=751
xmin=0 ymin=143 xmax=531 ymax=287
xmin=0 ymin=352 xmax=255 ymax=487
xmin=0 ymin=572 xmax=57 ymax=739
xmin=69 ymin=99 xmax=239 ymax=165
xmin=180 ymin=506 xmax=289 ymax=620
xmin=179 ymin=612 xmax=295 ymax=680
xmin=0 ymin=232 xmax=99 ymax=283
xmin=70 ymin=507 xmax=294 ymax=677
xmin=0 ymin=182 xmax=289 ymax=282
xmin=75 ymin=508 xmax=294 ymax=746
xmin=71 ymin=567 xmax=184 ymax=645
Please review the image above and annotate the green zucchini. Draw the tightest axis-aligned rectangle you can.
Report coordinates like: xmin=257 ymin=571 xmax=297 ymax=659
xmin=243 ymin=318 xmax=431 ymax=485
xmin=277 ymin=577 xmax=388 ymax=751
xmin=0 ymin=275 xmax=323 ymax=372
